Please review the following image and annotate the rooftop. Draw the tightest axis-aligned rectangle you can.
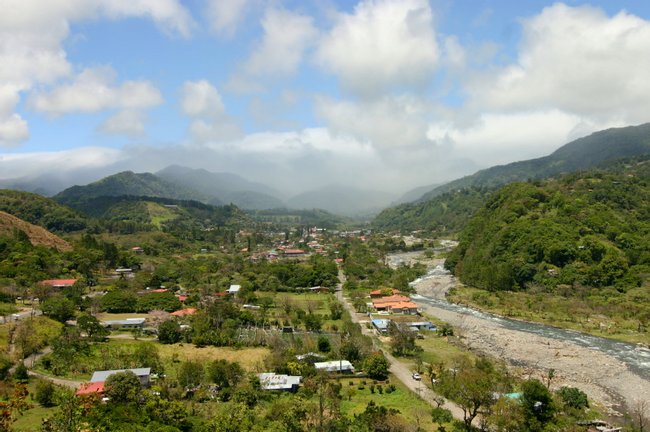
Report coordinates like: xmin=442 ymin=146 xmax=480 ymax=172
xmin=91 ymin=368 xmax=151 ymax=383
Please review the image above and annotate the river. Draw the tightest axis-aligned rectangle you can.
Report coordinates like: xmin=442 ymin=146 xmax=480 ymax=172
xmin=389 ymin=253 xmax=650 ymax=416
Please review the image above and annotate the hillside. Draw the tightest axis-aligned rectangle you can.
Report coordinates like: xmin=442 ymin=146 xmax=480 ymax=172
xmin=287 ymin=185 xmax=395 ymax=217
xmin=445 ymin=158 xmax=650 ymax=293
xmin=375 ymin=123 xmax=650 ymax=233
xmin=0 ymin=211 xmax=72 ymax=251
xmin=157 ymin=165 xmax=284 ymax=210
xmin=54 ymin=171 xmax=207 ymax=206
xmin=0 ymin=189 xmax=87 ymax=232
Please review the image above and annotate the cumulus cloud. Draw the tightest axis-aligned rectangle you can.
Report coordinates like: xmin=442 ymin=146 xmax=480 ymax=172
xmin=98 ymin=110 xmax=146 ymax=137
xmin=316 ymin=0 xmax=439 ymax=97
xmin=0 ymin=0 xmax=192 ymax=146
xmin=226 ymin=8 xmax=317 ymax=93
xmin=99 ymin=0 xmax=195 ymax=38
xmin=315 ymin=95 xmax=433 ymax=152
xmin=205 ymin=0 xmax=250 ymax=37
xmin=243 ymin=8 xmax=318 ymax=76
xmin=469 ymin=3 xmax=650 ymax=123
xmin=28 ymin=66 xmax=163 ymax=115
xmin=180 ymin=80 xmax=242 ymax=143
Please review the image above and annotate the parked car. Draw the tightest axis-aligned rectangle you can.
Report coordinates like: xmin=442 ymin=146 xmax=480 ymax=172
xmin=412 ymin=372 xmax=421 ymax=381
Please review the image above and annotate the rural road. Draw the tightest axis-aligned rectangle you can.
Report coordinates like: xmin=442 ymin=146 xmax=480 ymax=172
xmin=335 ymin=269 xmax=470 ymax=425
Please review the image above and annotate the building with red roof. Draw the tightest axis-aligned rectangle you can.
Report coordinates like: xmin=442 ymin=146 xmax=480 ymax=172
xmin=41 ymin=279 xmax=78 ymax=288
xmin=76 ymin=381 xmax=105 ymax=396
xmin=171 ymin=308 xmax=197 ymax=317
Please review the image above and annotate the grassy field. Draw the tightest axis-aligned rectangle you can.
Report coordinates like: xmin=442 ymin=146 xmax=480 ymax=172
xmin=256 ymin=291 xmax=344 ymax=332
xmin=156 ymin=343 xmax=270 ymax=371
xmin=449 ymin=286 xmax=650 ymax=344
xmin=339 ymin=377 xmax=443 ymax=430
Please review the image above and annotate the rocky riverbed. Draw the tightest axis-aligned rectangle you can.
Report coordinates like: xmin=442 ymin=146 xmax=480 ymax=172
xmin=399 ymin=255 xmax=650 ymax=417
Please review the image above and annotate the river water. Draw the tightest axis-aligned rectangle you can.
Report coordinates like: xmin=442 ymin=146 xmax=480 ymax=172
xmin=409 ymin=265 xmax=650 ymax=380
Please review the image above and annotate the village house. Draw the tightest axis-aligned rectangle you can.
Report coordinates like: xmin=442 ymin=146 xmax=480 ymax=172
xmin=371 ymin=318 xmax=391 ymax=334
xmin=76 ymin=368 xmax=152 ymax=397
xmin=101 ymin=317 xmax=146 ymax=330
xmin=227 ymin=284 xmax=241 ymax=295
xmin=40 ymin=279 xmax=78 ymax=289
xmin=257 ymin=373 xmax=301 ymax=392
xmin=314 ymin=360 xmax=355 ymax=374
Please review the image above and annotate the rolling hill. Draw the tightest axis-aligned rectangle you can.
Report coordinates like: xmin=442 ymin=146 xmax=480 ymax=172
xmin=0 ymin=189 xmax=88 ymax=232
xmin=0 ymin=211 xmax=72 ymax=251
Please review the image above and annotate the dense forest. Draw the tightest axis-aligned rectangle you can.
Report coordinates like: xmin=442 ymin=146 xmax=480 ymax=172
xmin=445 ymin=159 xmax=650 ymax=294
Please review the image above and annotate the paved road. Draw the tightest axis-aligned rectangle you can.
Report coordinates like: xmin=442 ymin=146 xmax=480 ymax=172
xmin=335 ymin=269 xmax=469 ymax=425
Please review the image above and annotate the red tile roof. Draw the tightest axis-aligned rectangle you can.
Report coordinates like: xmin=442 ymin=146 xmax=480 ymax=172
xmin=284 ymin=249 xmax=305 ymax=254
xmin=76 ymin=381 xmax=105 ymax=396
xmin=41 ymin=279 xmax=78 ymax=287
xmin=372 ymin=295 xmax=411 ymax=306
xmin=171 ymin=308 xmax=197 ymax=317
xmin=148 ymin=289 xmax=168 ymax=293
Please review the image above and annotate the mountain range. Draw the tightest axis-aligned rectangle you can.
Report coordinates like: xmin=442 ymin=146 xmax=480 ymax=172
xmin=374 ymin=122 xmax=650 ymax=233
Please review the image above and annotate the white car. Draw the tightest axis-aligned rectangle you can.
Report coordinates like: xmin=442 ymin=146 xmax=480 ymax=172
xmin=412 ymin=372 xmax=421 ymax=381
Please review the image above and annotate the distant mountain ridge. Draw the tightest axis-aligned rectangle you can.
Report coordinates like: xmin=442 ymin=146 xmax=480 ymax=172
xmin=418 ymin=123 xmax=650 ymax=202
xmin=287 ymin=184 xmax=396 ymax=217
xmin=374 ymin=122 xmax=650 ymax=233
xmin=156 ymin=165 xmax=284 ymax=210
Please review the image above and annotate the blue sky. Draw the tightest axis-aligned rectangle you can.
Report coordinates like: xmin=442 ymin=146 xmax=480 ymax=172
xmin=2 ymin=0 xmax=650 ymax=194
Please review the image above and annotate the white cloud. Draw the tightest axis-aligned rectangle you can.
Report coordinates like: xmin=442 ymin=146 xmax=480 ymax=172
xmin=0 ymin=0 xmax=192 ymax=146
xmin=469 ymin=4 xmax=650 ymax=123
xmin=243 ymin=8 xmax=318 ymax=77
xmin=28 ymin=66 xmax=163 ymax=115
xmin=0 ymin=114 xmax=29 ymax=147
xmin=315 ymin=95 xmax=433 ymax=152
xmin=427 ymin=110 xmax=615 ymax=168
xmin=0 ymin=146 xmax=124 ymax=179
xmin=99 ymin=0 xmax=194 ymax=37
xmin=99 ymin=110 xmax=146 ymax=137
xmin=180 ymin=80 xmax=241 ymax=143
xmin=205 ymin=0 xmax=250 ymax=37
xmin=316 ymin=0 xmax=439 ymax=97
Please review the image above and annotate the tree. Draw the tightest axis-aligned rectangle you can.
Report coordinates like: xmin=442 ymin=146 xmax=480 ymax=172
xmin=157 ymin=320 xmax=182 ymax=344
xmin=177 ymin=360 xmax=204 ymax=390
xmin=100 ymin=290 xmax=137 ymax=313
xmin=329 ymin=302 xmax=344 ymax=320
xmin=41 ymin=296 xmax=76 ymax=323
xmin=76 ymin=314 xmax=108 ymax=341
xmin=317 ymin=335 xmax=331 ymax=353
xmin=104 ymin=371 xmax=141 ymax=403
xmin=304 ymin=313 xmax=322 ymax=332
xmin=208 ymin=359 xmax=243 ymax=390
xmin=556 ymin=387 xmax=589 ymax=410
xmin=364 ymin=352 xmax=390 ymax=380
xmin=389 ymin=322 xmax=417 ymax=356
xmin=487 ymin=397 xmax=525 ymax=432
xmin=521 ymin=379 xmax=555 ymax=431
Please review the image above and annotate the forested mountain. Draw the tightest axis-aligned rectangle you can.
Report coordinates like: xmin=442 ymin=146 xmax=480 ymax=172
xmin=55 ymin=171 xmax=208 ymax=206
xmin=445 ymin=158 xmax=650 ymax=293
xmin=156 ymin=165 xmax=284 ymax=210
xmin=58 ymin=195 xmax=250 ymax=235
xmin=287 ymin=185 xmax=395 ymax=217
xmin=0 ymin=189 xmax=87 ymax=232
xmin=248 ymin=208 xmax=347 ymax=228
xmin=374 ymin=123 xmax=650 ymax=233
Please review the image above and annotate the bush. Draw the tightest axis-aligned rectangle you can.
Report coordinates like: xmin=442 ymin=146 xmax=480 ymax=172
xmin=13 ymin=363 xmax=29 ymax=382
xmin=556 ymin=386 xmax=589 ymax=410
xmin=34 ymin=380 xmax=56 ymax=407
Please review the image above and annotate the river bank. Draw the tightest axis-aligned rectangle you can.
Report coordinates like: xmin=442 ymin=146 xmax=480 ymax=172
xmin=403 ymin=256 xmax=650 ymax=417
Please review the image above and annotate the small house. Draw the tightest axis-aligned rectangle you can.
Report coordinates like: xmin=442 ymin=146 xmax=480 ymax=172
xmin=102 ymin=318 xmax=146 ymax=330
xmin=91 ymin=367 xmax=152 ymax=387
xmin=314 ymin=360 xmax=355 ymax=374
xmin=227 ymin=284 xmax=241 ymax=295
xmin=283 ymin=249 xmax=305 ymax=258
xmin=40 ymin=279 xmax=78 ymax=288
xmin=257 ymin=373 xmax=301 ymax=392
xmin=371 ymin=319 xmax=391 ymax=334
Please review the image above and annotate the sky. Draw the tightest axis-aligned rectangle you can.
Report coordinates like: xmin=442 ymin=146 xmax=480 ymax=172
xmin=2 ymin=0 xmax=650 ymax=195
